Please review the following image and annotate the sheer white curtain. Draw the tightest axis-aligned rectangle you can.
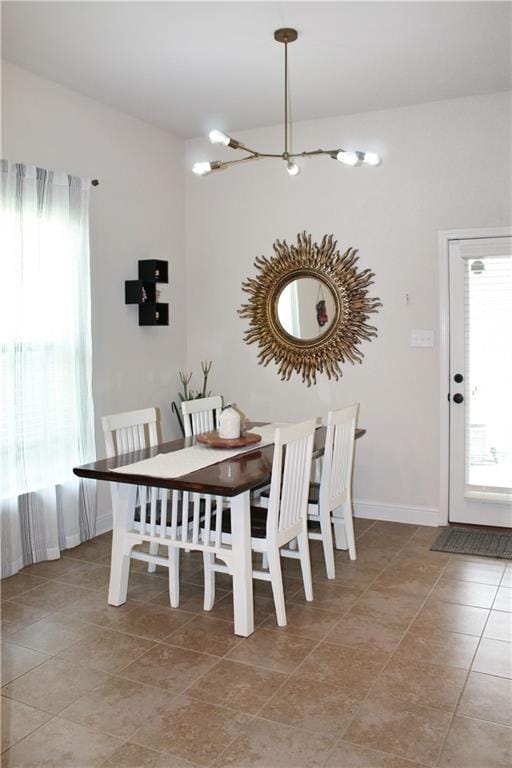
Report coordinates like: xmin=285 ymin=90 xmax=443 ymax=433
xmin=0 ymin=161 xmax=97 ymax=577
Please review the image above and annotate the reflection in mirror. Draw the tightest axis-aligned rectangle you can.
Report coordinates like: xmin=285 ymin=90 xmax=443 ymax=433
xmin=277 ymin=277 xmax=337 ymax=340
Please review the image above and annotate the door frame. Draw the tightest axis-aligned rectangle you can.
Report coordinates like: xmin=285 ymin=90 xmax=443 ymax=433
xmin=438 ymin=226 xmax=512 ymax=526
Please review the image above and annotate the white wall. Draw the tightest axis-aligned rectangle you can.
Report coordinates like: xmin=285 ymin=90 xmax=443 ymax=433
xmin=3 ymin=63 xmax=510 ymax=527
xmin=186 ymin=92 xmax=511 ymax=524
xmin=2 ymin=62 xmax=186 ymax=529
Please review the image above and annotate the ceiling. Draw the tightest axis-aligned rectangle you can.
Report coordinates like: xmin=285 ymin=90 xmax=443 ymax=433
xmin=2 ymin=2 xmax=511 ymax=139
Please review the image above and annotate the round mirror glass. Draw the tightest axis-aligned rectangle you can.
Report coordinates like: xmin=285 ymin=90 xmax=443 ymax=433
xmin=277 ymin=277 xmax=337 ymax=340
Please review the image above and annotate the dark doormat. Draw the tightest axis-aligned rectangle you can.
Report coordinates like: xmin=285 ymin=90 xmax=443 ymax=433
xmin=431 ymin=527 xmax=512 ymax=560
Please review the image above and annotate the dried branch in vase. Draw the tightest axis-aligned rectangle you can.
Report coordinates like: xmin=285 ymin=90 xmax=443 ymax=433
xmin=172 ymin=361 xmax=217 ymax=435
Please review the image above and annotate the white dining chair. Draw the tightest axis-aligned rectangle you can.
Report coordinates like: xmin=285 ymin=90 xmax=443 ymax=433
xmin=202 ymin=418 xmax=316 ymax=626
xmin=181 ymin=396 xmax=223 ymax=437
xmin=101 ymin=407 xmax=180 ymax=603
xmin=307 ymin=404 xmax=359 ymax=578
xmin=180 ymin=396 xmax=225 ymax=549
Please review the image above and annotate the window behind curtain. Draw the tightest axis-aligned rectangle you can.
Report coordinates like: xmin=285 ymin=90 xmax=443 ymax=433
xmin=0 ymin=161 xmax=97 ymax=576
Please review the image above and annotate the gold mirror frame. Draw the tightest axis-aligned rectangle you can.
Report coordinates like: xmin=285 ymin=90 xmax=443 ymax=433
xmin=239 ymin=231 xmax=382 ymax=386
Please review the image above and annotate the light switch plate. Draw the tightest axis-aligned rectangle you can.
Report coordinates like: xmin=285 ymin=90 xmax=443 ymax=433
xmin=410 ymin=329 xmax=434 ymax=348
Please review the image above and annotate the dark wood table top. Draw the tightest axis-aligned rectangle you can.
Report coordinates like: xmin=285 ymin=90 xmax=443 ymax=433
xmin=73 ymin=425 xmax=366 ymax=498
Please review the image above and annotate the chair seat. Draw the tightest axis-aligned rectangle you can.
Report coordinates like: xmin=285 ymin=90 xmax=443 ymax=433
xmin=260 ymin=481 xmax=321 ymax=506
xmin=210 ymin=506 xmax=268 ymax=539
xmin=135 ymin=496 xmax=205 ymax=527
xmin=307 ymin=482 xmax=320 ymax=505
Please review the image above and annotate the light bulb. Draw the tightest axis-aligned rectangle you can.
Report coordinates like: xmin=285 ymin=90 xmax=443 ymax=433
xmin=286 ymin=161 xmax=300 ymax=176
xmin=209 ymin=129 xmax=230 ymax=146
xmin=336 ymin=150 xmax=359 ymax=166
xmin=192 ymin=162 xmax=213 ymax=176
xmin=363 ymin=151 xmax=381 ymax=166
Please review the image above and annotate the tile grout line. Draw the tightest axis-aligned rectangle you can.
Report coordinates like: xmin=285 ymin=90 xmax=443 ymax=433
xmin=215 ymin=535 xmax=413 ymax=766
xmin=0 ymin=692 xmax=55 ymax=754
xmin=311 ymin=526 xmax=436 ymax=765
xmin=326 ymin=530 xmax=451 ymax=760
xmin=31 ymin=653 xmax=260 ymax=767
xmin=198 ymin=523 xmax=387 ymax=767
xmin=100 ymin=734 xmax=204 ymax=768
xmin=347 ymin=561 xmax=469 ymax=767
xmin=0 ymin=706 xmax=126 ymax=763
xmin=1 ymin=645 xmax=53 ymax=686
xmin=341 ymin=541 xmax=510 ymax=767
xmin=4 ymin=526 xmax=509 ymax=767
xmin=319 ymin=530 xmax=458 ymax=765
xmin=7 ymin=546 xmax=504 ymax=764
xmin=432 ymin=562 xmax=512 ymax=766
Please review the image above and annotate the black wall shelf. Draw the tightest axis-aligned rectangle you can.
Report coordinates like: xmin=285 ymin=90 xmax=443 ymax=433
xmin=139 ymin=302 xmax=169 ymax=326
xmin=125 ymin=260 xmax=169 ymax=326
xmin=138 ymin=259 xmax=168 ymax=283
xmin=125 ymin=280 xmax=156 ymax=304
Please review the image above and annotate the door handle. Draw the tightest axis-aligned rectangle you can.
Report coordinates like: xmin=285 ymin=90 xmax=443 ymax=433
xmin=453 ymin=393 xmax=464 ymax=404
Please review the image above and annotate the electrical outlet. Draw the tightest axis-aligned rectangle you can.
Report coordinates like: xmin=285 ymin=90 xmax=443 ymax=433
xmin=410 ymin=329 xmax=434 ymax=348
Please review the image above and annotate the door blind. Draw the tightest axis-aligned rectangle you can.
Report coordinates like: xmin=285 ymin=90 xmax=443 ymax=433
xmin=463 ymin=244 xmax=512 ymax=492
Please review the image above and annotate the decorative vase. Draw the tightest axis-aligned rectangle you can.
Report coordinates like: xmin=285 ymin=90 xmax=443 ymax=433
xmin=218 ymin=405 xmax=241 ymax=439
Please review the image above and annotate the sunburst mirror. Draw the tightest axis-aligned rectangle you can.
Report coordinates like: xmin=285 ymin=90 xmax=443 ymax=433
xmin=239 ymin=232 xmax=381 ymax=386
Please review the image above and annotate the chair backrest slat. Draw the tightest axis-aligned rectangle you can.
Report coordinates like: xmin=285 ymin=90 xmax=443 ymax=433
xmin=102 ymin=407 xmax=210 ymax=552
xmin=102 ymin=408 xmax=160 ymax=528
xmin=159 ymin=489 xmax=168 ymax=539
xmin=149 ymin=488 xmax=158 ymax=537
xmin=126 ymin=426 xmax=135 ymax=453
xmin=203 ymin=495 xmax=212 ymax=542
xmin=267 ymin=419 xmax=316 ymax=539
xmin=102 ymin=408 xmax=159 ymax=458
xmin=181 ymin=396 xmax=223 ymax=437
xmin=138 ymin=485 xmax=147 ymax=534
xmin=321 ymin=404 xmax=359 ymax=511
xmin=118 ymin=427 xmax=127 ymax=454
xmin=214 ymin=496 xmax=223 ymax=549
xmin=192 ymin=495 xmax=201 ymax=545
xmin=170 ymin=491 xmax=179 ymax=539
xmin=181 ymin=492 xmax=190 ymax=542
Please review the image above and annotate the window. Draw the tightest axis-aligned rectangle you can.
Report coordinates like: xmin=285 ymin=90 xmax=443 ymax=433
xmin=1 ymin=161 xmax=96 ymax=575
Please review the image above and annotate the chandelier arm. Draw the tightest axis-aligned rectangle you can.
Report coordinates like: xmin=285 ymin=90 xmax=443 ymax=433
xmin=228 ymin=150 xmax=285 ymax=159
xmin=196 ymin=28 xmax=382 ymax=176
xmin=211 ymin=152 xmax=287 ymax=173
xmin=227 ymin=143 xmax=285 ymax=159
xmin=231 ymin=144 xmax=259 ymax=156
xmin=216 ymin=154 xmax=263 ymax=170
xmin=288 ymin=149 xmax=341 ymax=158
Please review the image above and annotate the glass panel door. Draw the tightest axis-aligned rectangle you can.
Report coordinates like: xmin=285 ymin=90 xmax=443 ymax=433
xmin=449 ymin=236 xmax=512 ymax=526
xmin=465 ymin=254 xmax=512 ymax=494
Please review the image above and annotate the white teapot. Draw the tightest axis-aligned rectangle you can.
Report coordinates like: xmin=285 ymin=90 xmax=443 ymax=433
xmin=218 ymin=404 xmax=241 ymax=439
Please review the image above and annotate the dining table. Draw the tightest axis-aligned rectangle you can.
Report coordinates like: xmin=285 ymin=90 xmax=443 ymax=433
xmin=73 ymin=423 xmax=365 ymax=637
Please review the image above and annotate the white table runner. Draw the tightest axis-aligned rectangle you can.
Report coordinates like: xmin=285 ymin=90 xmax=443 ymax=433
xmin=111 ymin=423 xmax=286 ymax=479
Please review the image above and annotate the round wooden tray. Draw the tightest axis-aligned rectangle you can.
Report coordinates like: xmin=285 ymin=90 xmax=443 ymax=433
xmin=196 ymin=431 xmax=262 ymax=449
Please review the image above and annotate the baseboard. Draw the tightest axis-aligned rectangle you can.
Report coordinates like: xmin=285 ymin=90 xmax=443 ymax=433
xmin=354 ymin=500 xmax=439 ymax=527
xmin=63 ymin=534 xmax=81 ymax=549
xmin=96 ymin=511 xmax=113 ymax=536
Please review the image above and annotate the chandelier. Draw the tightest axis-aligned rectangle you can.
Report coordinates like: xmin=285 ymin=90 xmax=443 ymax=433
xmin=193 ymin=28 xmax=381 ymax=177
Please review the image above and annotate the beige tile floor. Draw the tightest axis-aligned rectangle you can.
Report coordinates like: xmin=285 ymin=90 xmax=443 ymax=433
xmin=1 ymin=519 xmax=511 ymax=767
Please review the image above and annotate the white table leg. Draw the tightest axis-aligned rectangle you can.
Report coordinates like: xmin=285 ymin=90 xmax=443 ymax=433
xmin=230 ymin=490 xmax=254 ymax=636
xmin=108 ymin=483 xmax=137 ymax=606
